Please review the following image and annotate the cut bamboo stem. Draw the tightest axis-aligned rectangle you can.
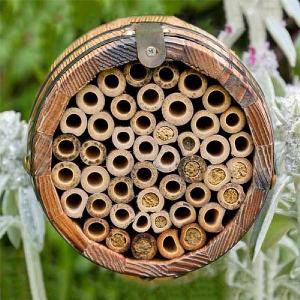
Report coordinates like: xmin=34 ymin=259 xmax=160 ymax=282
xmin=106 ymin=149 xmax=134 ymax=176
xmin=153 ymin=121 xmax=178 ymax=145
xmin=80 ymin=140 xmax=106 ymax=166
xmin=169 ymin=201 xmax=196 ymax=228
xmin=61 ymin=188 xmax=88 ymax=218
xmin=220 ymin=106 xmax=246 ymax=133
xmin=153 ymin=62 xmax=179 ymax=89
xmin=60 ymin=107 xmax=87 ymax=136
xmin=130 ymin=161 xmax=158 ymax=189
xmin=83 ymin=218 xmax=110 ymax=242
xmin=132 ymin=212 xmax=151 ymax=233
xmin=137 ymin=187 xmax=165 ymax=213
xmin=178 ymin=155 xmax=207 ymax=183
xmin=137 ymin=83 xmax=164 ymax=112
xmin=133 ymin=135 xmax=159 ymax=162
xmin=180 ymin=223 xmax=207 ymax=251
xmin=52 ymin=162 xmax=81 ymax=190
xmin=110 ymin=94 xmax=137 ymax=121
xmin=159 ymin=174 xmax=186 ymax=201
xmin=229 ymin=131 xmax=254 ymax=157
xmin=80 ymin=166 xmax=110 ymax=193
xmin=153 ymin=145 xmax=180 ymax=173
xmin=226 ymin=157 xmax=253 ymax=184
xmin=53 ymin=134 xmax=80 ymax=161
xmin=130 ymin=111 xmax=156 ymax=136
xmin=106 ymin=228 xmax=130 ymax=253
xmin=123 ymin=62 xmax=152 ymax=87
xmin=110 ymin=203 xmax=135 ymax=229
xmin=203 ymin=164 xmax=231 ymax=191
xmin=198 ymin=202 xmax=225 ymax=233
xmin=161 ymin=92 xmax=194 ymax=126
xmin=88 ymin=111 xmax=114 ymax=141
xmin=185 ymin=182 xmax=211 ymax=207
xmin=112 ymin=126 xmax=135 ymax=150
xmin=157 ymin=229 xmax=184 ymax=259
xmin=150 ymin=210 xmax=172 ymax=234
xmin=217 ymin=182 xmax=245 ymax=210
xmin=107 ymin=176 xmax=134 ymax=204
xmin=131 ymin=233 xmax=157 ymax=260
xmin=177 ymin=132 xmax=200 ymax=156
xmin=86 ymin=193 xmax=112 ymax=218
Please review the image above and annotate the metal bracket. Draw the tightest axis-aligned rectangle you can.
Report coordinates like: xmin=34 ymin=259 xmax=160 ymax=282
xmin=135 ymin=23 xmax=166 ymax=68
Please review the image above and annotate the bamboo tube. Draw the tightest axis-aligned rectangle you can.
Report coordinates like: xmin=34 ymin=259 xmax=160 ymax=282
xmin=76 ymin=84 xmax=105 ymax=114
xmin=110 ymin=203 xmax=135 ymax=229
xmin=153 ymin=145 xmax=180 ymax=173
xmin=203 ymin=164 xmax=231 ymax=191
xmin=153 ymin=121 xmax=178 ymax=146
xmin=130 ymin=161 xmax=158 ymax=189
xmin=110 ymin=94 xmax=137 ymax=121
xmin=137 ymin=187 xmax=165 ymax=213
xmin=107 ymin=176 xmax=134 ymax=204
xmin=169 ymin=201 xmax=196 ymax=228
xmin=86 ymin=193 xmax=112 ymax=218
xmin=130 ymin=111 xmax=156 ymax=136
xmin=88 ymin=111 xmax=114 ymax=141
xmin=83 ymin=218 xmax=110 ymax=242
xmin=133 ymin=135 xmax=159 ymax=162
xmin=217 ymin=182 xmax=245 ymax=210
xmin=123 ymin=62 xmax=152 ymax=87
xmin=178 ymin=155 xmax=207 ymax=183
xmin=220 ymin=106 xmax=246 ymax=133
xmin=106 ymin=149 xmax=134 ymax=176
xmin=179 ymin=223 xmax=207 ymax=251
xmin=150 ymin=210 xmax=172 ymax=234
xmin=200 ymin=134 xmax=230 ymax=164
xmin=226 ymin=157 xmax=253 ymax=184
xmin=177 ymin=132 xmax=200 ymax=156
xmin=60 ymin=107 xmax=87 ymax=136
xmin=61 ymin=188 xmax=88 ymax=218
xmin=112 ymin=126 xmax=135 ymax=150
xmin=106 ymin=228 xmax=130 ymax=253
xmin=80 ymin=140 xmax=106 ymax=166
xmin=53 ymin=134 xmax=80 ymax=161
xmin=159 ymin=174 xmax=186 ymax=201
xmin=81 ymin=166 xmax=110 ymax=193
xmin=137 ymin=83 xmax=164 ymax=112
xmin=178 ymin=69 xmax=208 ymax=98
xmin=185 ymin=182 xmax=211 ymax=207
xmin=52 ymin=162 xmax=81 ymax=190
xmin=202 ymin=85 xmax=231 ymax=114
xmin=157 ymin=229 xmax=184 ymax=259
xmin=131 ymin=233 xmax=157 ymax=260
xmin=229 ymin=131 xmax=254 ymax=157
xmin=161 ymin=92 xmax=194 ymax=126
xmin=198 ymin=202 xmax=225 ymax=233
xmin=191 ymin=110 xmax=220 ymax=139
xmin=132 ymin=212 xmax=151 ymax=233
xmin=97 ymin=68 xmax=126 ymax=97
xmin=153 ymin=62 xmax=179 ymax=89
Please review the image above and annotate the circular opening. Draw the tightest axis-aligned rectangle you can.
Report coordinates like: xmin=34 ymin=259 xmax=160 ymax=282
xmin=93 ymin=119 xmax=108 ymax=133
xmin=92 ymin=199 xmax=106 ymax=212
xmin=115 ymin=209 xmax=129 ymax=221
xmin=226 ymin=113 xmax=239 ymax=127
xmin=130 ymin=63 xmax=147 ymax=80
xmin=113 ymin=155 xmax=128 ymax=170
xmin=66 ymin=114 xmax=81 ymax=128
xmin=174 ymin=207 xmax=191 ymax=220
xmin=206 ymin=140 xmax=224 ymax=156
xmin=136 ymin=215 xmax=148 ymax=228
xmin=166 ymin=180 xmax=180 ymax=194
xmin=190 ymin=187 xmax=205 ymax=201
xmin=104 ymin=74 xmax=119 ymax=89
xmin=87 ymin=172 xmax=103 ymax=187
xmin=235 ymin=136 xmax=249 ymax=152
xmin=184 ymin=74 xmax=202 ymax=91
xmin=88 ymin=222 xmax=105 ymax=236
xmin=142 ymin=89 xmax=159 ymax=105
xmin=161 ymin=151 xmax=175 ymax=165
xmin=137 ymin=168 xmax=152 ymax=182
xmin=86 ymin=146 xmax=101 ymax=159
xmin=182 ymin=137 xmax=195 ymax=151
xmin=114 ymin=182 xmax=128 ymax=197
xmin=58 ymin=168 xmax=73 ymax=183
xmin=196 ymin=116 xmax=213 ymax=131
xmin=169 ymin=101 xmax=186 ymax=117
xmin=58 ymin=140 xmax=74 ymax=155
xmin=139 ymin=141 xmax=153 ymax=154
xmin=204 ymin=209 xmax=219 ymax=225
xmin=159 ymin=67 xmax=174 ymax=82
xmin=116 ymin=100 xmax=131 ymax=114
xmin=83 ymin=92 xmax=98 ymax=106
xmin=208 ymin=90 xmax=225 ymax=107
xmin=163 ymin=236 xmax=177 ymax=253
xmin=66 ymin=193 xmax=82 ymax=210
xmin=136 ymin=116 xmax=150 ymax=130
xmin=117 ymin=131 xmax=130 ymax=144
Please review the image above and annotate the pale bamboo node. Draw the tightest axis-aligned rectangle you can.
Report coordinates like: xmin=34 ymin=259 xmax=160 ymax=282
xmin=153 ymin=145 xmax=180 ymax=173
xmin=150 ymin=210 xmax=172 ymax=234
xmin=179 ymin=223 xmax=207 ymax=251
xmin=191 ymin=110 xmax=220 ymax=139
xmin=226 ymin=157 xmax=253 ymax=184
xmin=198 ymin=202 xmax=225 ymax=233
xmin=110 ymin=203 xmax=135 ymax=229
xmin=130 ymin=111 xmax=156 ymax=136
xmin=137 ymin=187 xmax=165 ymax=213
xmin=107 ymin=176 xmax=134 ymax=204
xmin=217 ymin=182 xmax=245 ymax=210
xmin=112 ymin=126 xmax=134 ymax=150
xmin=123 ymin=62 xmax=152 ymax=87
xmin=88 ymin=111 xmax=114 ymax=141
xmin=178 ymin=68 xmax=208 ymax=98
xmin=200 ymin=134 xmax=230 ymax=164
xmin=153 ymin=121 xmax=178 ymax=145
xmin=153 ymin=62 xmax=179 ymax=89
xmin=157 ymin=229 xmax=184 ymax=259
xmin=133 ymin=135 xmax=159 ymax=162
xmin=80 ymin=166 xmax=110 ymax=193
xmin=130 ymin=161 xmax=158 ymax=189
xmin=229 ymin=131 xmax=254 ymax=157
xmin=83 ymin=218 xmax=110 ymax=242
xmin=106 ymin=228 xmax=130 ymax=253
xmin=204 ymin=164 xmax=231 ymax=191
xmin=97 ymin=68 xmax=126 ymax=97
xmin=169 ymin=201 xmax=196 ymax=228
xmin=61 ymin=188 xmax=88 ymax=218
xmin=178 ymin=155 xmax=207 ymax=183
xmin=185 ymin=182 xmax=211 ymax=208
xmin=161 ymin=92 xmax=194 ymax=126
xmin=86 ymin=193 xmax=112 ymax=218
xmin=76 ymin=84 xmax=105 ymax=114
xmin=220 ymin=106 xmax=246 ymax=133
xmin=53 ymin=134 xmax=80 ymax=161
xmin=52 ymin=161 xmax=81 ymax=190
xmin=132 ymin=212 xmax=151 ymax=233
xmin=80 ymin=140 xmax=106 ymax=166
xmin=137 ymin=83 xmax=164 ymax=112
xmin=177 ymin=132 xmax=200 ymax=156
xmin=110 ymin=94 xmax=137 ymax=121
xmin=131 ymin=233 xmax=157 ymax=260
xmin=202 ymin=85 xmax=231 ymax=114
xmin=106 ymin=149 xmax=134 ymax=177
xmin=159 ymin=174 xmax=186 ymax=201
xmin=60 ymin=107 xmax=87 ymax=137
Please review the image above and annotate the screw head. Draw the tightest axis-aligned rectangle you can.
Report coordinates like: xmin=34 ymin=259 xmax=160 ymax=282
xmin=146 ymin=46 xmax=157 ymax=57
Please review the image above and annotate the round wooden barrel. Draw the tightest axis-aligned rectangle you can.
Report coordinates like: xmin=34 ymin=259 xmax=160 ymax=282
xmin=26 ymin=16 xmax=274 ymax=278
